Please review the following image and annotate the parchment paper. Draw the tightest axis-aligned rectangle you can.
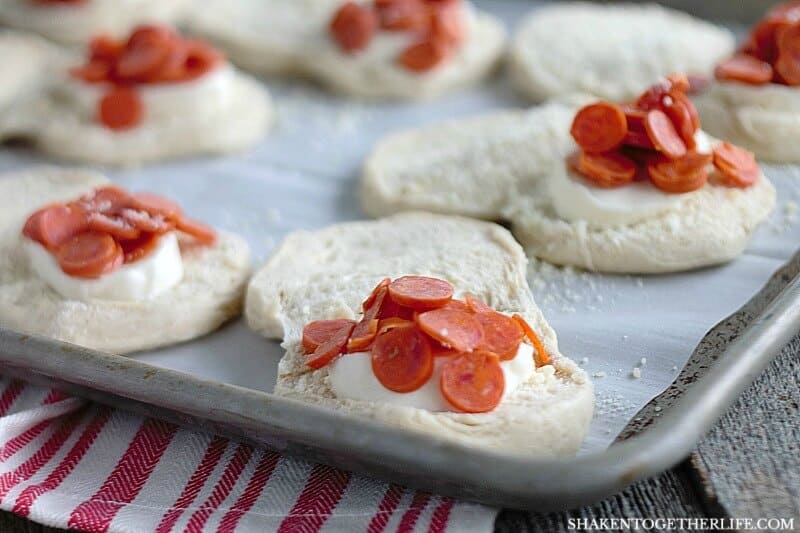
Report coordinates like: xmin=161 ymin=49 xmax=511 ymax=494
xmin=0 ymin=1 xmax=795 ymax=454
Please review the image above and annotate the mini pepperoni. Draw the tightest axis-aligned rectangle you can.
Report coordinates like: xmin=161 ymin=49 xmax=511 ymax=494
xmin=712 ymin=143 xmax=761 ymax=188
xmin=399 ymin=38 xmax=449 ymax=72
xmin=330 ymin=2 xmax=378 ymax=53
xmin=440 ymin=352 xmax=504 ymax=413
xmin=22 ymin=204 xmax=88 ymax=250
xmin=662 ymin=93 xmax=697 ymax=149
xmin=644 ymin=109 xmax=687 ymax=159
xmin=475 ymin=312 xmax=524 ymax=361
xmin=181 ymin=39 xmax=224 ymax=81
xmin=465 ymin=294 xmax=493 ymax=314
xmin=714 ymin=54 xmax=774 ymax=85
xmin=377 ymin=317 xmax=415 ymax=336
xmin=647 ymin=151 xmax=711 ymax=194
xmin=89 ymin=35 xmax=124 ymax=62
xmin=575 ymin=150 xmax=637 ymax=188
xmin=776 ymin=23 xmax=800 ymax=85
xmin=570 ymin=102 xmax=628 ymax=154
xmin=120 ymin=209 xmax=174 ymax=234
xmin=362 ymin=278 xmax=390 ymax=311
xmin=371 ymin=323 xmax=434 ymax=392
xmin=349 ymin=284 xmax=390 ymax=351
xmin=388 ymin=276 xmax=454 ymax=310
xmin=119 ymin=232 xmax=161 ymax=263
xmin=416 ymin=308 xmax=483 ymax=352
xmin=86 ymin=212 xmax=141 ymax=240
xmin=175 ymin=216 xmax=216 ymax=245
xmin=376 ymin=0 xmax=430 ymax=31
xmin=131 ymin=192 xmax=183 ymax=220
xmin=440 ymin=299 xmax=471 ymax=313
xmin=512 ymin=314 xmax=550 ymax=367
xmin=636 ymin=79 xmax=670 ymax=111
xmin=99 ymin=87 xmax=143 ymax=131
xmin=307 ymin=321 xmax=356 ymax=370
xmin=56 ymin=232 xmax=123 ymax=279
xmin=80 ymin=186 xmax=134 ymax=213
xmin=69 ymin=61 xmax=111 ymax=83
xmin=115 ymin=28 xmax=172 ymax=81
xmin=745 ymin=18 xmax=790 ymax=63
xmin=302 ymin=319 xmax=358 ymax=354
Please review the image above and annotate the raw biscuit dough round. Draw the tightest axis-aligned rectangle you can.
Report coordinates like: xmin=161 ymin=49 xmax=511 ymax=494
xmin=0 ymin=59 xmax=273 ymax=166
xmin=694 ymin=81 xmax=800 ymax=163
xmin=0 ymin=0 xmax=190 ymax=44
xmin=361 ymin=102 xmax=776 ymax=274
xmin=187 ymin=0 xmax=506 ymax=100
xmin=0 ymin=167 xmax=252 ymax=354
xmin=509 ymin=2 xmax=734 ymax=102
xmin=245 ymin=212 xmax=594 ymax=457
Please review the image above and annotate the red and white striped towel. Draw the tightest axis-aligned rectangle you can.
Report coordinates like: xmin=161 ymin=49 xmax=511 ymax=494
xmin=0 ymin=377 xmax=498 ymax=532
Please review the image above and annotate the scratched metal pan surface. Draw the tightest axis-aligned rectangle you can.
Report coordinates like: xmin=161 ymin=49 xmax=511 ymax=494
xmin=0 ymin=0 xmax=795 ymax=511
xmin=2 ymin=255 xmax=800 ymax=511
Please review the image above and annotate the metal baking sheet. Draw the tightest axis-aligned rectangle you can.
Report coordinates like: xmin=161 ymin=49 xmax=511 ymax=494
xmin=0 ymin=0 xmax=797 ymax=509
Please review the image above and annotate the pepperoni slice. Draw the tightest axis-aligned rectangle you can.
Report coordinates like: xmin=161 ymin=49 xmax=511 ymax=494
xmin=69 ymin=61 xmax=111 ymax=83
xmin=119 ymin=232 xmax=161 ymax=263
xmin=465 ymin=294 xmax=493 ymax=314
xmin=302 ymin=319 xmax=358 ymax=354
xmin=475 ymin=312 xmax=524 ymax=361
xmin=776 ymin=23 xmax=800 ymax=85
xmin=362 ymin=278 xmax=390 ymax=311
xmin=116 ymin=27 xmax=172 ymax=81
xmin=86 ymin=212 xmax=141 ymax=240
xmin=647 ymin=151 xmax=711 ymax=194
xmin=56 ymin=232 xmax=123 ymax=279
xmin=306 ymin=321 xmax=356 ymax=370
xmin=644 ymin=109 xmax=687 ymax=159
xmin=377 ymin=317 xmax=415 ymax=336
xmin=120 ymin=208 xmax=174 ymax=234
xmin=712 ymin=143 xmax=761 ymax=188
xmin=80 ymin=186 xmax=133 ymax=213
xmin=570 ymin=102 xmax=628 ymax=154
xmin=99 ymin=87 xmax=144 ymax=131
xmin=714 ymin=54 xmax=774 ymax=85
xmin=181 ymin=39 xmax=224 ymax=81
xmin=512 ymin=314 xmax=550 ymax=367
xmin=376 ymin=0 xmax=430 ymax=31
xmin=132 ymin=192 xmax=183 ymax=220
xmin=89 ymin=35 xmax=124 ymax=62
xmin=399 ymin=38 xmax=450 ymax=72
xmin=745 ymin=17 xmax=791 ymax=63
xmin=440 ymin=299 xmax=471 ymax=313
xmin=574 ymin=150 xmax=637 ymax=188
xmin=388 ymin=276 xmax=454 ymax=310
xmin=662 ymin=93 xmax=697 ymax=149
xmin=330 ymin=2 xmax=378 ymax=53
xmin=23 ymin=204 xmax=88 ymax=250
xmin=371 ymin=323 xmax=434 ymax=392
xmin=175 ymin=216 xmax=216 ymax=245
xmin=416 ymin=308 xmax=483 ymax=352
xmin=378 ymin=298 xmax=416 ymax=320
xmin=349 ymin=283 xmax=390 ymax=351
xmin=440 ymin=352 xmax=504 ymax=413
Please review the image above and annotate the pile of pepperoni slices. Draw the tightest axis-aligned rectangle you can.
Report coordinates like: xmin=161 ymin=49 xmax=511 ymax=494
xmin=330 ymin=0 xmax=465 ymax=72
xmin=569 ymin=75 xmax=760 ymax=194
xmin=301 ymin=276 xmax=549 ymax=413
xmin=22 ymin=186 xmax=215 ymax=279
xmin=70 ymin=25 xmax=224 ymax=130
xmin=715 ymin=1 xmax=800 ymax=86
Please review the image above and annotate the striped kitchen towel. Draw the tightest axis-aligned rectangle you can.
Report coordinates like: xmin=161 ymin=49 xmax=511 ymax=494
xmin=0 ymin=377 xmax=498 ymax=532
